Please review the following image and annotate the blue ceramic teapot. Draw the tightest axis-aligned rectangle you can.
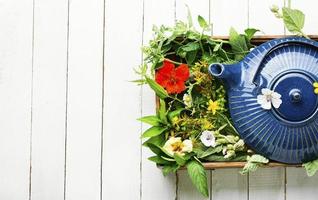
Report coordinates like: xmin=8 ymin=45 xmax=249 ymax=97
xmin=209 ymin=37 xmax=318 ymax=164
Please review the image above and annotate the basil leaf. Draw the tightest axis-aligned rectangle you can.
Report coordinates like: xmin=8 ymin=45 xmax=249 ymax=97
xmin=186 ymin=160 xmax=209 ymax=197
xmin=141 ymin=126 xmax=167 ymax=138
xmin=282 ymin=7 xmax=305 ymax=35
xmin=146 ymin=77 xmax=169 ymax=99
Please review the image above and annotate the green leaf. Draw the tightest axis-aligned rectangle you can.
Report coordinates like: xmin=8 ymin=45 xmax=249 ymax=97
xmin=141 ymin=126 xmax=168 ymax=138
xmin=146 ymin=143 xmax=162 ymax=155
xmin=143 ymin=134 xmax=165 ymax=147
xmin=181 ymin=42 xmax=200 ymax=52
xmin=248 ymin=154 xmax=269 ymax=164
xmin=229 ymin=27 xmax=249 ymax=60
xmin=282 ymin=7 xmax=305 ymax=35
xmin=244 ymin=28 xmax=259 ymax=41
xmin=186 ymin=5 xmax=193 ymax=28
xmin=162 ymin=164 xmax=179 ymax=176
xmin=148 ymin=156 xmax=173 ymax=165
xmin=198 ymin=15 xmax=209 ymax=29
xmin=240 ymin=162 xmax=260 ymax=175
xmin=185 ymin=50 xmax=198 ymax=65
xmin=197 ymin=146 xmax=223 ymax=158
xmin=240 ymin=154 xmax=269 ymax=175
xmin=174 ymin=153 xmax=187 ymax=166
xmin=138 ymin=115 xmax=162 ymax=126
xmin=158 ymin=99 xmax=168 ymax=123
xmin=146 ymin=77 xmax=169 ymax=99
xmin=186 ymin=160 xmax=209 ymax=197
xmin=167 ymin=108 xmax=184 ymax=122
xmin=303 ymin=159 xmax=318 ymax=176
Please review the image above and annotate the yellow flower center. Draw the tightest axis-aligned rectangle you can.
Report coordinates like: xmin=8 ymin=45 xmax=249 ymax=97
xmin=171 ymin=141 xmax=184 ymax=153
xmin=207 ymin=100 xmax=219 ymax=115
xmin=314 ymin=82 xmax=318 ymax=94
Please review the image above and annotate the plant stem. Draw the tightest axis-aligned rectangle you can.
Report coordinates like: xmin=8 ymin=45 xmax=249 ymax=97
xmin=164 ymin=58 xmax=184 ymax=65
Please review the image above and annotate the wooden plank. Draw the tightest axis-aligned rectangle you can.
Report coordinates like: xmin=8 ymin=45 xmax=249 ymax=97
xmin=249 ymin=168 xmax=285 ymax=200
xmin=249 ymin=0 xmax=285 ymax=35
xmin=210 ymin=0 xmax=248 ymax=35
xmin=103 ymin=0 xmax=143 ymax=199
xmin=30 ymin=0 xmax=68 ymax=199
xmin=177 ymin=170 xmax=211 ymax=200
xmin=141 ymin=0 xmax=177 ymax=199
xmin=212 ymin=169 xmax=248 ymax=200
xmin=65 ymin=0 xmax=104 ymax=199
xmin=286 ymin=168 xmax=318 ymax=200
xmin=0 ymin=0 xmax=33 ymax=199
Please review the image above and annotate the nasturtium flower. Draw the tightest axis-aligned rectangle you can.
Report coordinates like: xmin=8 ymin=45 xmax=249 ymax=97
xmin=313 ymin=82 xmax=318 ymax=94
xmin=200 ymin=131 xmax=216 ymax=147
xmin=163 ymin=137 xmax=193 ymax=156
xmin=183 ymin=93 xmax=193 ymax=108
xmin=155 ymin=60 xmax=190 ymax=94
xmin=257 ymin=88 xmax=282 ymax=110
xmin=207 ymin=100 xmax=220 ymax=115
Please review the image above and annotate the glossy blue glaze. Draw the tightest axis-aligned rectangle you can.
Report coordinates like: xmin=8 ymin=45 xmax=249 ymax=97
xmin=209 ymin=37 xmax=318 ymax=164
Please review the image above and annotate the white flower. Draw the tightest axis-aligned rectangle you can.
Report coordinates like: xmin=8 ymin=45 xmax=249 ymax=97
xmin=163 ymin=137 xmax=193 ymax=156
xmin=257 ymin=88 xmax=282 ymax=110
xmin=183 ymin=93 xmax=193 ymax=108
xmin=200 ymin=131 xmax=216 ymax=147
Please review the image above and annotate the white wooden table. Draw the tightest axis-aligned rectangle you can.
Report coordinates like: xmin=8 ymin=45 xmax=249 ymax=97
xmin=1 ymin=0 xmax=318 ymax=199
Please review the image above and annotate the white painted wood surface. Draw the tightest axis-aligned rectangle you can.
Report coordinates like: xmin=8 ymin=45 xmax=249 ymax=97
xmin=0 ymin=0 xmax=318 ymax=199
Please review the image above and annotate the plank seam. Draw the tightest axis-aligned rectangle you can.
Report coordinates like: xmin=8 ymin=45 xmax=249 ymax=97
xmin=63 ymin=0 xmax=71 ymax=199
xmin=100 ymin=0 xmax=107 ymax=199
xmin=139 ymin=0 xmax=145 ymax=199
xmin=28 ymin=0 xmax=36 ymax=199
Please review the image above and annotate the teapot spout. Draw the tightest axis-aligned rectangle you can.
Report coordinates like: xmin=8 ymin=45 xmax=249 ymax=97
xmin=209 ymin=62 xmax=242 ymax=88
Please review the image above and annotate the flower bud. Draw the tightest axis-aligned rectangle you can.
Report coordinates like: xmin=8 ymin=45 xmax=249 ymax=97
xmin=270 ymin=5 xmax=279 ymax=13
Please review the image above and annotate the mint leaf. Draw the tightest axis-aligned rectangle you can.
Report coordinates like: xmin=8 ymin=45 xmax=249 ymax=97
xmin=186 ymin=160 xmax=209 ymax=197
xmin=248 ymin=154 xmax=269 ymax=163
xmin=303 ymin=159 xmax=318 ymax=176
xmin=141 ymin=126 xmax=167 ymax=138
xmin=138 ymin=115 xmax=162 ymax=126
xmin=146 ymin=77 xmax=169 ymax=99
xmin=282 ymin=7 xmax=305 ymax=35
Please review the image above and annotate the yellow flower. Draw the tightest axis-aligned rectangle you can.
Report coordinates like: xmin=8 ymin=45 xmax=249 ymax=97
xmin=207 ymin=100 xmax=220 ymax=115
xmin=313 ymin=82 xmax=318 ymax=94
xmin=163 ymin=137 xmax=193 ymax=156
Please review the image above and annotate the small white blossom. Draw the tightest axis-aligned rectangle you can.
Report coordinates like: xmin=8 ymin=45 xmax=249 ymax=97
xmin=183 ymin=93 xmax=193 ymax=108
xmin=200 ymin=131 xmax=216 ymax=147
xmin=257 ymin=88 xmax=282 ymax=110
xmin=163 ymin=137 xmax=193 ymax=156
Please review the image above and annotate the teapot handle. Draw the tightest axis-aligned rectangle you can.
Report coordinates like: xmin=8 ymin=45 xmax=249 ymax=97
xmin=251 ymin=37 xmax=318 ymax=85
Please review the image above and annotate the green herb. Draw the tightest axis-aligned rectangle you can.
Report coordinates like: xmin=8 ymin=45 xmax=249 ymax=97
xmin=187 ymin=160 xmax=209 ymax=197
xmin=240 ymin=155 xmax=269 ymax=175
xmin=303 ymin=159 xmax=318 ymax=176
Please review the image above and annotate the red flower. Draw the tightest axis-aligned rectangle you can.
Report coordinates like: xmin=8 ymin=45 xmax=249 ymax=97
xmin=155 ymin=60 xmax=190 ymax=94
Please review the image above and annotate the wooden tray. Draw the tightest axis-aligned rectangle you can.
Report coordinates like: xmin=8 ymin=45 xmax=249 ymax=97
xmin=157 ymin=35 xmax=318 ymax=169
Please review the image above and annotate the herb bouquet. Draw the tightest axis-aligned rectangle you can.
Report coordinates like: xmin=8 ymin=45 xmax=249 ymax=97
xmin=135 ymin=5 xmax=318 ymax=197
